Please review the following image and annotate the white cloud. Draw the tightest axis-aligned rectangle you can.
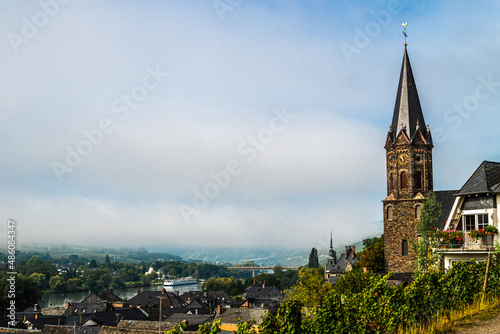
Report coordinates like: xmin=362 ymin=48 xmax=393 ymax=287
xmin=0 ymin=0 xmax=499 ymax=252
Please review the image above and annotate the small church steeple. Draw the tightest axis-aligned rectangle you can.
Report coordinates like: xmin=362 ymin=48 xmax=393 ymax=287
xmin=328 ymin=231 xmax=336 ymax=263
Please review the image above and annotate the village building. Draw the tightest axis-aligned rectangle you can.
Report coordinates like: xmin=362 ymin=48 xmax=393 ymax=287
xmin=324 ymin=232 xmax=358 ymax=283
xmin=441 ymin=161 xmax=500 ymax=269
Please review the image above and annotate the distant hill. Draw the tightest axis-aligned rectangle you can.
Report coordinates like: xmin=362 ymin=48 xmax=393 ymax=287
xmin=171 ymin=247 xmax=310 ymax=267
xmin=18 ymin=233 xmax=381 ymax=267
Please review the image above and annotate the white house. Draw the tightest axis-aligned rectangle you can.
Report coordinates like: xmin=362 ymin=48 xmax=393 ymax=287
xmin=441 ymin=161 xmax=500 ymax=269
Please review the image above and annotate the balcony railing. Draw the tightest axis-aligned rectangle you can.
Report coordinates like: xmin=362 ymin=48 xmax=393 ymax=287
xmin=437 ymin=232 xmax=495 ymax=251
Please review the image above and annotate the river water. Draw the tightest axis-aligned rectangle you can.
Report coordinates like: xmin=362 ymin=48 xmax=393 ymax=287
xmin=40 ymin=283 xmax=202 ymax=307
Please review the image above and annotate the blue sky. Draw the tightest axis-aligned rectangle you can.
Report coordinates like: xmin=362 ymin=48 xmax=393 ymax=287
xmin=1 ymin=0 xmax=500 ymax=251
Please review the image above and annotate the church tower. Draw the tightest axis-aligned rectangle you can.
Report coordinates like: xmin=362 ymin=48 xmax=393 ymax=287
xmin=383 ymin=44 xmax=433 ymax=273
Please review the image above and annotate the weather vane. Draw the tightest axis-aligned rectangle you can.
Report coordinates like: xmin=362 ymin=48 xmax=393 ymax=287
xmin=402 ymin=22 xmax=408 ymax=45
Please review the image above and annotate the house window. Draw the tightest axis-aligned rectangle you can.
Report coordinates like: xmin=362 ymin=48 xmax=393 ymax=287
xmin=390 ymin=174 xmax=394 ymax=192
xmin=415 ymin=205 xmax=422 ymax=219
xmin=478 ymin=214 xmax=488 ymax=230
xmin=415 ymin=171 xmax=422 ymax=190
xmin=387 ymin=206 xmax=393 ymax=220
xmin=402 ymin=240 xmax=408 ymax=256
xmin=401 ymin=172 xmax=407 ymax=189
xmin=462 ymin=214 xmax=489 ymax=231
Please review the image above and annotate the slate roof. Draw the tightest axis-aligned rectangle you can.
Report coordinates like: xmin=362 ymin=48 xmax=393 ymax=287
xmin=126 ymin=291 xmax=171 ymax=308
xmin=82 ymin=308 xmax=148 ymax=326
xmin=457 ymin=161 xmax=500 ymax=195
xmin=389 ymin=46 xmax=431 ymax=145
xmin=167 ymin=292 xmax=188 ymax=308
xmin=435 ymin=190 xmax=458 ymax=229
xmin=186 ymin=298 xmax=209 ymax=310
xmin=26 ymin=315 xmax=66 ymax=330
xmin=242 ymin=283 xmax=281 ymax=300
xmin=43 ymin=325 xmax=101 ymax=334
xmin=81 ymin=289 xmax=124 ymax=304
xmin=63 ymin=303 xmax=110 ymax=316
xmin=165 ymin=313 xmax=212 ymax=331
xmin=219 ymin=308 xmax=266 ymax=325
xmin=245 ymin=299 xmax=281 ymax=314
xmin=326 ymin=246 xmax=358 ymax=275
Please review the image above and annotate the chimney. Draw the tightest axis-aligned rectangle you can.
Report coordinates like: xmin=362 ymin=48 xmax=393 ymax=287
xmin=263 ymin=281 xmax=266 ymax=288
xmin=162 ymin=288 xmax=166 ymax=295
xmin=253 ymin=278 xmax=256 ymax=285
xmin=345 ymin=246 xmax=348 ymax=254
xmin=352 ymin=246 xmax=356 ymax=254
xmin=217 ymin=304 xmax=222 ymax=315
xmin=65 ymin=302 xmax=70 ymax=310
xmin=137 ymin=289 xmax=141 ymax=295
xmin=33 ymin=304 xmax=39 ymax=312
xmin=188 ymin=297 xmax=191 ymax=304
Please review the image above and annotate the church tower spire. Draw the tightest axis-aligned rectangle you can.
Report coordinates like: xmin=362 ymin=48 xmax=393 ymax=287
xmin=388 ymin=46 xmax=432 ymax=146
xmin=328 ymin=231 xmax=336 ymax=261
xmin=383 ymin=43 xmax=434 ymax=274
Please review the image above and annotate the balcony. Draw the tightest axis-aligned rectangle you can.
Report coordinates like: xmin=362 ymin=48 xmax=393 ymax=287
xmin=437 ymin=232 xmax=495 ymax=252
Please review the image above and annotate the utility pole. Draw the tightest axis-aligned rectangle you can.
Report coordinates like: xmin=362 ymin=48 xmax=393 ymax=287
xmin=156 ymin=294 xmax=167 ymax=334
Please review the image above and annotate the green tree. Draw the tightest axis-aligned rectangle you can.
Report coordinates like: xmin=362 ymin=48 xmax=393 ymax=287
xmin=104 ymin=254 xmax=111 ymax=266
xmin=412 ymin=191 xmax=442 ymax=272
xmin=28 ymin=273 xmax=47 ymax=290
xmin=89 ymin=259 xmax=98 ymax=268
xmin=68 ymin=254 xmax=79 ymax=263
xmin=202 ymin=277 xmax=245 ymax=296
xmin=285 ymin=267 xmax=331 ymax=308
xmin=49 ymin=275 xmax=68 ymax=293
xmin=26 ymin=256 xmax=43 ymax=268
xmin=307 ymin=248 xmax=319 ymax=268
xmin=333 ymin=269 xmax=371 ymax=295
xmin=355 ymin=235 xmax=385 ymax=272
xmin=67 ymin=278 xmax=83 ymax=291
xmin=362 ymin=235 xmax=382 ymax=249
xmin=0 ymin=273 xmax=41 ymax=311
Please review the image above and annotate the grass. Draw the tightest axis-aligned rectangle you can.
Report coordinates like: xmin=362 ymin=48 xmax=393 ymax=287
xmin=401 ymin=292 xmax=500 ymax=333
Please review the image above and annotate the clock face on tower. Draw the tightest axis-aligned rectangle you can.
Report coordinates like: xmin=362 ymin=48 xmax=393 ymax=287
xmin=398 ymin=153 xmax=409 ymax=165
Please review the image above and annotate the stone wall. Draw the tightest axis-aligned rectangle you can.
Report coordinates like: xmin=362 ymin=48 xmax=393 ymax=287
xmin=384 ymin=199 xmax=422 ymax=273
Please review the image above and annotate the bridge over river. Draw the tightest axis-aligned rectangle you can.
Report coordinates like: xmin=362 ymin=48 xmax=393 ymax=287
xmin=229 ymin=266 xmax=299 ymax=277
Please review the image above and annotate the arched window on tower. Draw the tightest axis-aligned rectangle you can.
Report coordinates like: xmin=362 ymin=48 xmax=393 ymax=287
xmin=415 ymin=205 xmax=422 ymax=220
xmin=390 ymin=174 xmax=394 ymax=192
xmin=402 ymin=240 xmax=408 ymax=256
xmin=401 ymin=172 xmax=407 ymax=189
xmin=416 ymin=171 xmax=422 ymax=190
xmin=387 ymin=206 xmax=393 ymax=220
